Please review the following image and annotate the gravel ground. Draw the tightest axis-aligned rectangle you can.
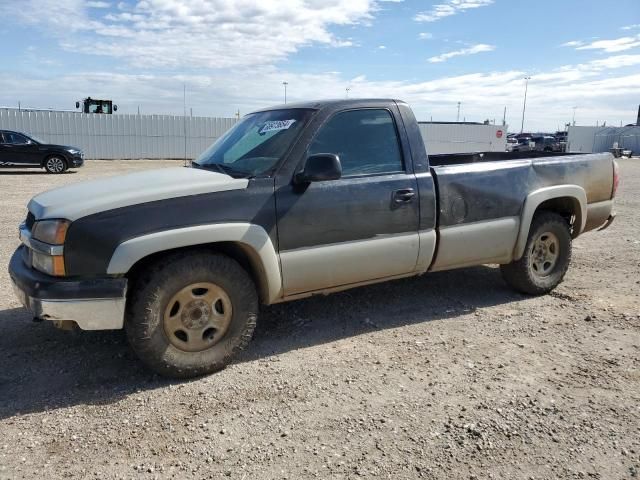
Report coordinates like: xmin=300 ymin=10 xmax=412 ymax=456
xmin=0 ymin=159 xmax=638 ymax=480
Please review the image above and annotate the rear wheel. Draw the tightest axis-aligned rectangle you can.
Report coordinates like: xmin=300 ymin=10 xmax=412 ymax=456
xmin=500 ymin=211 xmax=572 ymax=295
xmin=125 ymin=251 xmax=258 ymax=378
xmin=44 ymin=156 xmax=67 ymax=174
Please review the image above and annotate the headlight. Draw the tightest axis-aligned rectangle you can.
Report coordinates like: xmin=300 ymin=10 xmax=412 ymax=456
xmin=29 ymin=219 xmax=69 ymax=276
xmin=32 ymin=250 xmax=66 ymax=276
xmin=67 ymin=148 xmax=80 ymax=154
xmin=32 ymin=219 xmax=70 ymax=245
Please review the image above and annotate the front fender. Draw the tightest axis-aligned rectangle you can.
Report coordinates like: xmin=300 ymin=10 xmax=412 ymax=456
xmin=106 ymin=223 xmax=282 ymax=303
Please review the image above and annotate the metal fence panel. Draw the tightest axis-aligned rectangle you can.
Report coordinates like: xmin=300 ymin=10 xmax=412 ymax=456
xmin=0 ymin=109 xmax=238 ymax=160
xmin=2 ymin=109 xmax=509 ymax=159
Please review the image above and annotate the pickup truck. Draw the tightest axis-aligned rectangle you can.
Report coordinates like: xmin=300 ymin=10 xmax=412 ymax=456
xmin=9 ymin=99 xmax=618 ymax=378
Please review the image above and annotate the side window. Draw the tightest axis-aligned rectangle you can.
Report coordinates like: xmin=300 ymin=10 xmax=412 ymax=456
xmin=308 ymin=109 xmax=404 ymax=176
xmin=0 ymin=132 xmax=5 ymax=144
xmin=5 ymin=133 xmax=28 ymax=144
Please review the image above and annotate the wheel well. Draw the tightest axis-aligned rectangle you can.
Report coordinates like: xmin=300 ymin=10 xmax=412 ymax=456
xmin=125 ymin=242 xmax=270 ymax=304
xmin=534 ymin=196 xmax=581 ymax=236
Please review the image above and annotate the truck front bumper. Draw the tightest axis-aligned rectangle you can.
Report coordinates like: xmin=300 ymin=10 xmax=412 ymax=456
xmin=8 ymin=246 xmax=127 ymax=330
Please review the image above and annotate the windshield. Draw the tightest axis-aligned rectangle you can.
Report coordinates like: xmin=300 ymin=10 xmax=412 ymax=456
xmin=194 ymin=108 xmax=314 ymax=177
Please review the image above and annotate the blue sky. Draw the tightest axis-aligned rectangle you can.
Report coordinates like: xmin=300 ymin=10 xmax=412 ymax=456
xmin=1 ymin=0 xmax=639 ymax=130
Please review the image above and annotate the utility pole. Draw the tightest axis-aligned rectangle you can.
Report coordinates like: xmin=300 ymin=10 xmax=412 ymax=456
xmin=183 ymin=83 xmax=188 ymax=167
xmin=345 ymin=86 xmax=351 ymax=98
xmin=282 ymin=81 xmax=288 ymax=104
xmin=456 ymin=102 xmax=461 ymax=122
xmin=572 ymin=106 xmax=577 ymax=126
xmin=520 ymin=76 xmax=531 ymax=133
xmin=502 ymin=106 xmax=506 ymax=126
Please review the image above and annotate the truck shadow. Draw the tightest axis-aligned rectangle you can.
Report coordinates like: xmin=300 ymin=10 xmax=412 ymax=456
xmin=0 ymin=265 xmax=526 ymax=420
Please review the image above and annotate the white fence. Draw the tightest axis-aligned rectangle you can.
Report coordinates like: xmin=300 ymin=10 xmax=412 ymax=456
xmin=1 ymin=109 xmax=508 ymax=159
xmin=418 ymin=122 xmax=507 ymax=154
xmin=568 ymin=125 xmax=640 ymax=154
xmin=0 ymin=109 xmax=237 ymax=160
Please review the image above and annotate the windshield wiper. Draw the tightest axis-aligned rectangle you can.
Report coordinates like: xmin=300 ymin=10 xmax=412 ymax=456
xmin=193 ymin=162 xmax=254 ymax=179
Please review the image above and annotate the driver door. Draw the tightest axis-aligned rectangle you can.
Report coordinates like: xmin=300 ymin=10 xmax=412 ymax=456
xmin=275 ymin=108 xmax=420 ymax=296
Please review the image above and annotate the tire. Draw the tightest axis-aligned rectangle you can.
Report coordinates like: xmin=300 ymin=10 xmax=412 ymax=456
xmin=125 ymin=251 xmax=258 ymax=378
xmin=500 ymin=211 xmax=572 ymax=295
xmin=44 ymin=156 xmax=67 ymax=174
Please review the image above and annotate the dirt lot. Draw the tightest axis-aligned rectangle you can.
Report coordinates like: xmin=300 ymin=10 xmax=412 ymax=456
xmin=0 ymin=159 xmax=638 ymax=480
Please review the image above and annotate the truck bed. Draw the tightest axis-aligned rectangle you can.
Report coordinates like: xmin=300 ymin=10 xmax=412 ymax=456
xmin=428 ymin=152 xmax=615 ymax=271
xmin=429 ymin=151 xmax=580 ymax=166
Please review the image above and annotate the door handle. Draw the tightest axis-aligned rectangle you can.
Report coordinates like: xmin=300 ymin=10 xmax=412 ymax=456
xmin=393 ymin=188 xmax=415 ymax=203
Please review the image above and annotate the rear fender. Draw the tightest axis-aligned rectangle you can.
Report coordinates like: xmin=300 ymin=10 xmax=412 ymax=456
xmin=513 ymin=185 xmax=586 ymax=260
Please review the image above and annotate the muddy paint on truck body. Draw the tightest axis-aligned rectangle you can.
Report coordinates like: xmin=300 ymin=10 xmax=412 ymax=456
xmin=433 ymin=153 xmax=613 ymax=227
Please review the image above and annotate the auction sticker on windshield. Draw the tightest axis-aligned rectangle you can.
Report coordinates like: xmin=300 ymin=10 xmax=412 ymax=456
xmin=258 ymin=119 xmax=296 ymax=135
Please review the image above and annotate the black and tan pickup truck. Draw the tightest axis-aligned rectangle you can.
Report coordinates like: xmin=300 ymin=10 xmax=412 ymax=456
xmin=9 ymin=99 xmax=618 ymax=378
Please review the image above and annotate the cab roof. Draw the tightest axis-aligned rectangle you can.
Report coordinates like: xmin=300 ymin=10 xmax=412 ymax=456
xmin=250 ymin=98 xmax=405 ymax=114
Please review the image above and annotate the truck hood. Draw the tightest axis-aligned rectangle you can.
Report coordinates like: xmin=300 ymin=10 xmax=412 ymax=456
xmin=28 ymin=167 xmax=249 ymax=221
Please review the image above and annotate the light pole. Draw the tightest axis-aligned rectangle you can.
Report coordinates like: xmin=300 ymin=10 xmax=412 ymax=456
xmin=345 ymin=86 xmax=351 ymax=98
xmin=572 ymin=106 xmax=577 ymax=126
xmin=520 ymin=76 xmax=531 ymax=133
xmin=282 ymin=82 xmax=288 ymax=104
xmin=456 ymin=102 xmax=461 ymax=122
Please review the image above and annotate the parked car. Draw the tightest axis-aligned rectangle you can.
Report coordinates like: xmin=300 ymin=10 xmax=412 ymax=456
xmin=0 ymin=130 xmax=84 ymax=173
xmin=532 ymin=135 xmax=561 ymax=152
xmin=511 ymin=137 xmax=533 ymax=152
xmin=9 ymin=99 xmax=618 ymax=378
xmin=506 ymin=137 xmax=519 ymax=151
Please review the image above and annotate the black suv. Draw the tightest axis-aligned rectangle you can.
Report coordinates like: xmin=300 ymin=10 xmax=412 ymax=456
xmin=0 ymin=130 xmax=84 ymax=173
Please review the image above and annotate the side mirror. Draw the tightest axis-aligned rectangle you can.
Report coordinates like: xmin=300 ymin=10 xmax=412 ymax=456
xmin=295 ymin=153 xmax=342 ymax=183
xmin=113 ymin=105 xmax=118 ymax=112
xmin=75 ymin=101 xmax=80 ymax=109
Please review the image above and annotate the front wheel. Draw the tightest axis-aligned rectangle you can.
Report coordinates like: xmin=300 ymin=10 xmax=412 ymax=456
xmin=500 ymin=211 xmax=572 ymax=295
xmin=125 ymin=251 xmax=258 ymax=378
xmin=44 ymin=156 xmax=67 ymax=174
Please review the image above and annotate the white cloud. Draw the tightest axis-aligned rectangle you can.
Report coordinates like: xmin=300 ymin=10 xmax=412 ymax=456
xmin=562 ymin=34 xmax=640 ymax=53
xmin=576 ymin=35 xmax=640 ymax=53
xmin=415 ymin=0 xmax=493 ymax=22
xmin=621 ymin=24 xmax=640 ymax=30
xmin=418 ymin=32 xmax=433 ymax=40
xmin=428 ymin=43 xmax=494 ymax=63
xmin=3 ymin=0 xmax=376 ymax=69
xmin=583 ymin=54 xmax=640 ymax=70
xmin=2 ymin=58 xmax=638 ymax=131
xmin=86 ymin=1 xmax=110 ymax=7
xmin=378 ymin=45 xmax=386 ymax=49
xmin=560 ymin=40 xmax=583 ymax=47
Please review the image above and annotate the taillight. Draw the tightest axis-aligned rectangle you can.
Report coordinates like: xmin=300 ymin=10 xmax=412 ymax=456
xmin=612 ymin=160 xmax=620 ymax=198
